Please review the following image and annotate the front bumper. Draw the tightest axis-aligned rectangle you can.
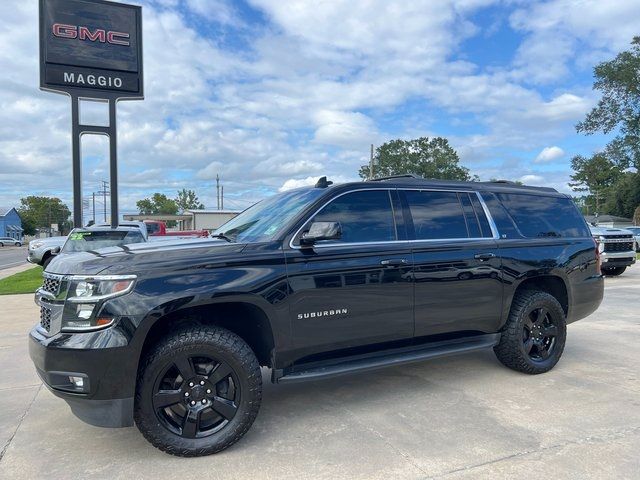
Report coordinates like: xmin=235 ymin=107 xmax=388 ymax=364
xmin=29 ymin=324 xmax=138 ymax=428
xmin=600 ymin=250 xmax=636 ymax=267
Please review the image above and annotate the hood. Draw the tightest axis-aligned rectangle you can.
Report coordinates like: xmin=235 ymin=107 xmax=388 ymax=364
xmin=30 ymin=236 xmax=66 ymax=246
xmin=588 ymin=226 xmax=633 ymax=236
xmin=45 ymin=238 xmax=245 ymax=276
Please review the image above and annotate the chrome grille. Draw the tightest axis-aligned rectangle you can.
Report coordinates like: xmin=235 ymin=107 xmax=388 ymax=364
xmin=40 ymin=306 xmax=52 ymax=332
xmin=41 ymin=275 xmax=60 ymax=295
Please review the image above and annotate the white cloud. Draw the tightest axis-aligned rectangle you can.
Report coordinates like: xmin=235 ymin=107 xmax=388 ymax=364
xmin=279 ymin=177 xmax=318 ymax=191
xmin=519 ymin=174 xmax=545 ymax=185
xmin=534 ymin=146 xmax=565 ymax=163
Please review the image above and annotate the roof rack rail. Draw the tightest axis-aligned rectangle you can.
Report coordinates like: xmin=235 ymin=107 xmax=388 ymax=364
xmin=370 ymin=174 xmax=422 ymax=182
xmin=489 ymin=180 xmax=517 ymax=184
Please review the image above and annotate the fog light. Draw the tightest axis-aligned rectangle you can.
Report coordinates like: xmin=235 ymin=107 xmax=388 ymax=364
xmin=69 ymin=376 xmax=84 ymax=388
xmin=48 ymin=372 xmax=90 ymax=393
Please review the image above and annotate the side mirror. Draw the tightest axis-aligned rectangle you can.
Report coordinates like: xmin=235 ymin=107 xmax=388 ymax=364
xmin=51 ymin=246 xmax=61 ymax=255
xmin=300 ymin=221 xmax=342 ymax=246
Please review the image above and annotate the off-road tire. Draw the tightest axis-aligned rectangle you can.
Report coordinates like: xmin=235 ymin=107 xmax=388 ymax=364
xmin=602 ymin=266 xmax=626 ymax=276
xmin=494 ymin=290 xmax=567 ymax=374
xmin=135 ymin=325 xmax=262 ymax=457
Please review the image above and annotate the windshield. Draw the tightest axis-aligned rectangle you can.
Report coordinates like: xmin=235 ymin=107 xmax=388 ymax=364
xmin=62 ymin=230 xmax=145 ymax=253
xmin=213 ymin=188 xmax=325 ymax=243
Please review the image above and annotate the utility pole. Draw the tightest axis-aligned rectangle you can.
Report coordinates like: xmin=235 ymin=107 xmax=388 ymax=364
xmin=216 ymin=174 xmax=220 ymax=211
xmin=97 ymin=180 xmax=110 ymax=222
xmin=221 ymin=185 xmax=224 ymax=210
xmin=92 ymin=192 xmax=96 ymax=223
xmin=369 ymin=144 xmax=374 ymax=180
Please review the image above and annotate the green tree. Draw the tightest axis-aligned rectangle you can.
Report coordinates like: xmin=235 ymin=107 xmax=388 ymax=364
xmin=604 ymin=172 xmax=640 ymax=218
xmin=18 ymin=196 xmax=71 ymax=235
xmin=569 ymin=153 xmax=622 ymax=214
xmin=358 ymin=137 xmax=473 ymax=181
xmin=576 ymin=37 xmax=640 ymax=170
xmin=136 ymin=193 xmax=179 ymax=216
xmin=175 ymin=189 xmax=204 ymax=213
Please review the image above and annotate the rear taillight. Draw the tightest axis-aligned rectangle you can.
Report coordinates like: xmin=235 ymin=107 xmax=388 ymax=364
xmin=593 ymin=238 xmax=601 ymax=275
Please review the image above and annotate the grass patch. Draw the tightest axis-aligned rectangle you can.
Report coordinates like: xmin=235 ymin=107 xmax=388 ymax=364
xmin=0 ymin=266 xmax=43 ymax=295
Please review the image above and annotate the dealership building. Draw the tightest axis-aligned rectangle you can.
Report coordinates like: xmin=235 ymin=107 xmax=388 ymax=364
xmin=0 ymin=207 xmax=24 ymax=240
xmin=124 ymin=209 xmax=240 ymax=231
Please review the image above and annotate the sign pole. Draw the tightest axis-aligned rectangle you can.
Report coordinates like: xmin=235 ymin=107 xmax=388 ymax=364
xmin=109 ymin=99 xmax=118 ymax=227
xmin=39 ymin=0 xmax=143 ymax=230
xmin=71 ymin=95 xmax=83 ymax=227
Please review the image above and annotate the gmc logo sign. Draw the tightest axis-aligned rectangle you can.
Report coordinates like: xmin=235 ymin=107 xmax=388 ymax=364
xmin=52 ymin=23 xmax=130 ymax=46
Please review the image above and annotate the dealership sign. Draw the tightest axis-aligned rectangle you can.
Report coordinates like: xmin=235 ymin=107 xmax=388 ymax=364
xmin=40 ymin=0 xmax=143 ymax=98
xmin=39 ymin=0 xmax=143 ymax=228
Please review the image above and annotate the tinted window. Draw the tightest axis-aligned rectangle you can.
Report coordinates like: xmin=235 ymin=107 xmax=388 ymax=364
xmin=496 ymin=193 xmax=590 ymax=238
xmin=312 ymin=190 xmax=396 ymax=243
xmin=405 ymin=191 xmax=468 ymax=240
xmin=459 ymin=193 xmax=481 ymax=238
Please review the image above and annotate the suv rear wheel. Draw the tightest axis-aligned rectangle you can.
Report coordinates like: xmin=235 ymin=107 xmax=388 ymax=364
xmin=601 ymin=266 xmax=626 ymax=276
xmin=494 ymin=290 xmax=567 ymax=374
xmin=135 ymin=325 xmax=262 ymax=456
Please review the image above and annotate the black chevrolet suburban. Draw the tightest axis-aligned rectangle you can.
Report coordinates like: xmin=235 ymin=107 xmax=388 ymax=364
xmin=29 ymin=176 xmax=604 ymax=456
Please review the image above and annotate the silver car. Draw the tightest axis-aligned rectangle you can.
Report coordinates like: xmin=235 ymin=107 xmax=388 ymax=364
xmin=0 ymin=236 xmax=22 ymax=247
xmin=626 ymin=227 xmax=640 ymax=252
xmin=27 ymin=236 xmax=67 ymax=267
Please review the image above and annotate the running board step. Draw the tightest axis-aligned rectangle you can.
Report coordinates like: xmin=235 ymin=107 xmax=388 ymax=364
xmin=276 ymin=333 xmax=501 ymax=384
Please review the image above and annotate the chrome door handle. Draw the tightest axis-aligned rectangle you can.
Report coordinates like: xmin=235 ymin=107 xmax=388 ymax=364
xmin=474 ymin=253 xmax=496 ymax=261
xmin=380 ymin=259 xmax=408 ymax=266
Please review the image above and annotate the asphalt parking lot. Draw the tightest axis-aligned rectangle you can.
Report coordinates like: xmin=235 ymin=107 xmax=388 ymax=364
xmin=0 ymin=269 xmax=638 ymax=479
xmin=0 ymin=246 xmax=27 ymax=270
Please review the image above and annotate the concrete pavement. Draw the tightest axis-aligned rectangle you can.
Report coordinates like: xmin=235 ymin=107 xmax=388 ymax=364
xmin=0 ymin=271 xmax=638 ymax=479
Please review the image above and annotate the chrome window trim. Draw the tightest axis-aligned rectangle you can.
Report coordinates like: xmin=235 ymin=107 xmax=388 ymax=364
xmin=289 ymin=187 xmax=501 ymax=249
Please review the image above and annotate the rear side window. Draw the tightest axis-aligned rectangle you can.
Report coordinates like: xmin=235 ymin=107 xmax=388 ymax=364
xmin=313 ymin=190 xmax=396 ymax=243
xmin=496 ymin=193 xmax=590 ymax=238
xmin=404 ymin=191 xmax=468 ymax=239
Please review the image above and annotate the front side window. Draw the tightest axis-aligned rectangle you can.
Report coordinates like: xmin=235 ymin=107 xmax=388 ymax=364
xmin=310 ymin=190 xmax=396 ymax=243
xmin=405 ymin=191 xmax=469 ymax=240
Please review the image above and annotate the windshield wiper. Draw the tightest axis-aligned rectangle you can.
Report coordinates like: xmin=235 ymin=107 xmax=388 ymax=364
xmin=210 ymin=233 xmax=234 ymax=243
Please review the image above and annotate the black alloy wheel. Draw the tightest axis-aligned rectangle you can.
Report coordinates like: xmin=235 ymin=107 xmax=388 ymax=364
xmin=522 ymin=307 xmax=559 ymax=362
xmin=494 ymin=290 xmax=567 ymax=374
xmin=152 ymin=354 xmax=240 ymax=439
xmin=135 ymin=325 xmax=262 ymax=456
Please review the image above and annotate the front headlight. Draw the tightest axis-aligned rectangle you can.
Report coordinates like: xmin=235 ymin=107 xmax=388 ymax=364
xmin=61 ymin=275 xmax=136 ymax=332
xmin=31 ymin=241 xmax=44 ymax=249
xmin=66 ymin=275 xmax=136 ymax=303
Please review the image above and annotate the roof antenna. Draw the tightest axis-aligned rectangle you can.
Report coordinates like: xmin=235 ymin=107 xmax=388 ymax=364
xmin=315 ymin=176 xmax=333 ymax=188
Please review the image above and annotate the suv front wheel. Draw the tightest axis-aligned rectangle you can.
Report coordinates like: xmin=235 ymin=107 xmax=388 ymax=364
xmin=494 ymin=290 xmax=567 ymax=374
xmin=135 ymin=325 xmax=262 ymax=456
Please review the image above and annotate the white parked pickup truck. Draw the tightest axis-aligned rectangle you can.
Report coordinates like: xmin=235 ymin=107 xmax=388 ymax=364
xmin=589 ymin=225 xmax=636 ymax=276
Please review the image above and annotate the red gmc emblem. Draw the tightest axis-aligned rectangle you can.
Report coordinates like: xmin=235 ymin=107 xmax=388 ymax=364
xmin=52 ymin=23 xmax=130 ymax=46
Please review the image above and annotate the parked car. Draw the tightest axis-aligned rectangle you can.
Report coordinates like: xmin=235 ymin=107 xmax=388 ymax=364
xmin=30 ymin=176 xmax=603 ymax=457
xmin=0 ymin=236 xmax=22 ymax=247
xmin=625 ymin=226 xmax=640 ymax=252
xmin=588 ymin=225 xmax=636 ymax=276
xmin=27 ymin=236 xmax=67 ymax=267
xmin=55 ymin=225 xmax=147 ymax=259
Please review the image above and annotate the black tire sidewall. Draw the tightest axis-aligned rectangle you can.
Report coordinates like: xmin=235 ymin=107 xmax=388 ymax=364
xmin=496 ymin=291 xmax=567 ymax=374
xmin=135 ymin=328 xmax=261 ymax=456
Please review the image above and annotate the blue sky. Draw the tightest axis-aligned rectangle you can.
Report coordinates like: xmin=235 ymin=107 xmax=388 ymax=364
xmin=1 ymin=0 xmax=638 ymax=220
